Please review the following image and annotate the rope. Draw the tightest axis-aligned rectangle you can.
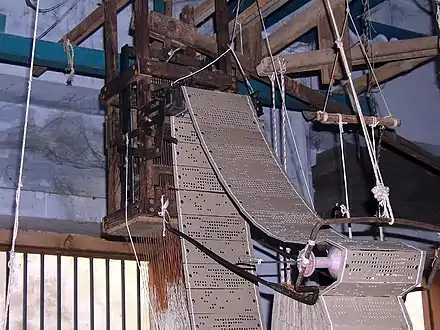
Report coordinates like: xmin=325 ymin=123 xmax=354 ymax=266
xmin=256 ymin=4 xmax=314 ymax=207
xmin=123 ymin=134 xmax=159 ymax=328
xmin=63 ymin=38 xmax=75 ymax=86
xmin=327 ymin=0 xmax=395 ymax=225
xmin=346 ymin=7 xmax=392 ymax=117
xmin=166 ymin=47 xmax=182 ymax=62
xmin=269 ymin=73 xmax=279 ymax=158
xmin=1 ymin=0 xmax=41 ymax=327
xmin=337 ymin=115 xmax=352 ymax=239
xmin=279 ymin=58 xmax=288 ymax=172
xmin=158 ymin=195 xmax=170 ymax=237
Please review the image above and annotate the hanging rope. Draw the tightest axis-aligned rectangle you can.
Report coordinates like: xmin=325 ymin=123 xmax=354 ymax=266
xmin=330 ymin=0 xmax=395 ymax=225
xmin=1 ymin=0 xmax=41 ymax=328
xmin=159 ymin=195 xmax=170 ymax=238
xmin=269 ymin=73 xmax=279 ymax=158
xmin=279 ymin=58 xmax=288 ymax=172
xmin=337 ymin=115 xmax=352 ymax=239
xmin=63 ymin=38 xmax=75 ymax=86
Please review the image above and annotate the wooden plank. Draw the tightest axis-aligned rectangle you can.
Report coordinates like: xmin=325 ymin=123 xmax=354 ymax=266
xmin=239 ymin=22 xmax=262 ymax=68
xmin=32 ymin=0 xmax=130 ymax=78
xmin=214 ymin=0 xmax=232 ymax=74
xmin=334 ymin=57 xmax=434 ymax=94
xmin=258 ymin=36 xmax=438 ymax=74
xmin=104 ymin=0 xmax=122 ymax=214
xmin=0 ymin=229 xmax=143 ymax=259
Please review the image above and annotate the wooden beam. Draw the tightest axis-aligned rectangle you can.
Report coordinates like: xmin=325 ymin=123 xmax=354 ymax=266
xmin=214 ymin=0 xmax=232 ymax=74
xmin=239 ymin=22 xmax=262 ymax=68
xmin=33 ymin=0 xmax=130 ymax=78
xmin=258 ymin=36 xmax=438 ymax=75
xmin=104 ymin=0 xmax=122 ymax=214
xmin=210 ymin=0 xmax=289 ymax=42
xmin=318 ymin=0 xmax=350 ymax=83
xmin=262 ymin=0 xmax=344 ymax=57
xmin=148 ymin=12 xmax=440 ymax=174
xmin=334 ymin=57 xmax=434 ymax=94
xmin=0 ymin=229 xmax=141 ymax=260
xmin=180 ymin=5 xmax=197 ymax=57
xmin=193 ymin=0 xmax=230 ymax=26
xmin=148 ymin=11 xmax=348 ymax=114
xmin=133 ymin=0 xmax=155 ymax=213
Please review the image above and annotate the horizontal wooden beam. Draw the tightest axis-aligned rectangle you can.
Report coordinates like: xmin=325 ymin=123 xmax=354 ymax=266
xmin=334 ymin=56 xmax=435 ymax=94
xmin=258 ymin=36 xmax=438 ymax=75
xmin=32 ymin=0 xmax=131 ymax=78
xmin=0 ymin=229 xmax=142 ymax=260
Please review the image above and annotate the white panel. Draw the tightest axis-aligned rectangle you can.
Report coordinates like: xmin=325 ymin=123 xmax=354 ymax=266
xmin=9 ymin=252 xmax=23 ymax=330
xmin=0 ymin=252 xmax=6 ymax=323
xmin=124 ymin=260 xmax=138 ymax=330
xmin=26 ymin=253 xmax=41 ymax=328
xmin=109 ymin=259 xmax=123 ymax=330
xmin=61 ymin=256 xmax=74 ymax=329
xmin=44 ymin=254 xmax=58 ymax=330
xmin=77 ymin=257 xmax=91 ymax=330
xmin=93 ymin=258 xmax=107 ymax=329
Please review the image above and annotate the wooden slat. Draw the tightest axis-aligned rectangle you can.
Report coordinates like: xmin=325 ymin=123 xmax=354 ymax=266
xmin=32 ymin=0 xmax=130 ymax=78
xmin=93 ymin=258 xmax=107 ymax=329
xmin=193 ymin=0 xmax=232 ymax=26
xmin=258 ymin=36 xmax=438 ymax=74
xmin=77 ymin=257 xmax=91 ymax=330
xmin=26 ymin=253 xmax=40 ymax=328
xmin=43 ymin=255 xmax=58 ymax=329
xmin=61 ymin=256 xmax=75 ymax=326
xmin=109 ymin=259 xmax=123 ymax=330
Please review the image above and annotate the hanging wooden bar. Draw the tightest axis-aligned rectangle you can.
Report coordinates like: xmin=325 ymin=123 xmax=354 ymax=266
xmin=303 ymin=110 xmax=401 ymax=128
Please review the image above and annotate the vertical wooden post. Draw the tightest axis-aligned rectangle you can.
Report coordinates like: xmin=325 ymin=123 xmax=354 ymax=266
xmin=103 ymin=0 xmax=121 ymax=214
xmin=180 ymin=5 xmax=197 ymax=57
xmin=214 ymin=0 xmax=232 ymax=75
xmin=133 ymin=0 xmax=154 ymax=213
xmin=318 ymin=1 xmax=351 ymax=85
xmin=164 ymin=0 xmax=173 ymax=16
xmin=240 ymin=22 xmax=262 ymax=69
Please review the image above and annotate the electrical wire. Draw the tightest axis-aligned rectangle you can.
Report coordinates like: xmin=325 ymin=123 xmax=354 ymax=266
xmin=25 ymin=0 xmax=71 ymax=13
xmin=37 ymin=0 xmax=81 ymax=40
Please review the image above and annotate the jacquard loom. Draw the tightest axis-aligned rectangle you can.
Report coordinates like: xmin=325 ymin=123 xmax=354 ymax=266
xmin=96 ymin=0 xmax=440 ymax=329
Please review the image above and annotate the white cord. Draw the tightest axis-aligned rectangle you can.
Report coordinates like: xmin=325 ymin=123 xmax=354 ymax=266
xmin=124 ymin=135 xmax=159 ymax=328
xmin=346 ymin=7 xmax=392 ymax=117
xmin=1 ymin=0 xmax=41 ymax=327
xmin=338 ymin=115 xmax=352 ymax=239
xmin=269 ymin=74 xmax=279 ymax=158
xmin=256 ymin=6 xmax=314 ymax=207
xmin=327 ymin=0 xmax=395 ymax=225
xmin=158 ymin=195 xmax=170 ymax=238
xmin=279 ymin=58 xmax=288 ymax=172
